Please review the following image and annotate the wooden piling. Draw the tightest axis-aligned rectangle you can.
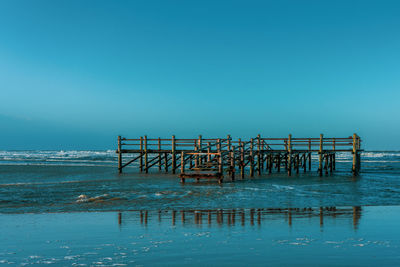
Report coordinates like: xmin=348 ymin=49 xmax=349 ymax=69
xmin=180 ymin=151 xmax=185 ymax=183
xmin=199 ymin=135 xmax=203 ymax=166
xmin=172 ymin=135 xmax=176 ymax=174
xmin=117 ymin=136 xmax=122 ymax=173
xmin=140 ymin=136 xmax=143 ymax=172
xmin=231 ymin=146 xmax=235 ymax=181
xmin=144 ymin=135 xmax=148 ymax=173
xmin=181 ymin=151 xmax=185 ymax=174
xmin=158 ymin=137 xmax=161 ymax=171
xmin=207 ymin=142 xmax=211 ymax=162
xmin=240 ymin=139 xmax=245 ymax=179
xmin=250 ymin=138 xmax=254 ymax=177
xmin=325 ymin=153 xmax=328 ymax=175
xmin=352 ymin=133 xmax=358 ymax=176
xmin=318 ymin=134 xmax=323 ymax=177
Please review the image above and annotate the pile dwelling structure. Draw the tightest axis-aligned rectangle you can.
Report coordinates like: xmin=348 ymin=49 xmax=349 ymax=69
xmin=116 ymin=134 xmax=362 ymax=183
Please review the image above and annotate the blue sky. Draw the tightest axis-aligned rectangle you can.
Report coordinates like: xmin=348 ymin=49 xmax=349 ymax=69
xmin=1 ymin=0 xmax=399 ymax=150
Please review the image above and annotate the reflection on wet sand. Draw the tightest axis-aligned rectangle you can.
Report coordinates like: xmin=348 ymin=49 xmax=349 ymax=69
xmin=117 ymin=206 xmax=362 ymax=229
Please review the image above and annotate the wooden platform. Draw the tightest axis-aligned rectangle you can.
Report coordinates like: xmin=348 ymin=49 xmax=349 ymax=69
xmin=116 ymin=134 xmax=362 ymax=182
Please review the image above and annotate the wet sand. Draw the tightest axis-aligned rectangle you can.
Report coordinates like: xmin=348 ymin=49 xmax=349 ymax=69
xmin=1 ymin=206 xmax=399 ymax=266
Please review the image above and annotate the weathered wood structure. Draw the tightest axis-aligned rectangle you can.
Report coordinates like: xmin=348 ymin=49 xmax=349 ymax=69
xmin=116 ymin=134 xmax=362 ymax=183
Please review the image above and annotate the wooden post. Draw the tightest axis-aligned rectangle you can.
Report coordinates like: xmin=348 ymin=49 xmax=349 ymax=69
xmin=288 ymin=134 xmax=292 ymax=176
xmin=117 ymin=136 xmax=122 ymax=173
xmin=172 ymin=135 xmax=176 ymax=174
xmin=296 ymin=154 xmax=299 ymax=174
xmin=140 ymin=136 xmax=143 ymax=172
xmin=198 ymin=135 xmax=203 ymax=166
xmin=257 ymin=134 xmax=261 ymax=175
xmin=180 ymin=151 xmax=185 ymax=175
xmin=325 ymin=153 xmax=328 ymax=175
xmin=227 ymin=134 xmax=231 ymax=151
xmin=144 ymin=135 xmax=148 ymax=173
xmin=250 ymin=138 xmax=254 ymax=177
xmin=239 ymin=139 xmax=244 ymax=179
xmin=261 ymin=140 xmax=264 ymax=171
xmin=329 ymin=154 xmax=333 ymax=173
xmin=218 ymin=153 xmax=223 ymax=183
xmin=303 ymin=153 xmax=306 ymax=172
xmin=194 ymin=142 xmax=198 ymax=168
xmin=318 ymin=134 xmax=323 ymax=176
xmin=352 ymin=133 xmax=357 ymax=176
xmin=158 ymin=137 xmax=161 ymax=171
xmin=231 ymin=146 xmax=235 ymax=181
xmin=333 ymin=153 xmax=336 ymax=170
xmin=207 ymin=142 xmax=211 ymax=162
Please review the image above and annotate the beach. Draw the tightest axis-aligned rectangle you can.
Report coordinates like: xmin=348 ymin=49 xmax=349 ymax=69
xmin=0 ymin=151 xmax=400 ymax=265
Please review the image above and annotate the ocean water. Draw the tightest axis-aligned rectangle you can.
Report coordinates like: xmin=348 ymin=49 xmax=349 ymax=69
xmin=0 ymin=150 xmax=400 ymax=213
xmin=0 ymin=150 xmax=400 ymax=265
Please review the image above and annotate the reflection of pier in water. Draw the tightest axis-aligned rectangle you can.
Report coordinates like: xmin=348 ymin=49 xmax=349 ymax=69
xmin=117 ymin=206 xmax=362 ymax=229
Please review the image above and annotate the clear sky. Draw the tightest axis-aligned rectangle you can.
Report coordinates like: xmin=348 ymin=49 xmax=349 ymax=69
xmin=1 ymin=0 xmax=399 ymax=150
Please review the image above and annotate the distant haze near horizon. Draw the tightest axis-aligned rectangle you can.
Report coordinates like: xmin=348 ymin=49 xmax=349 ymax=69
xmin=1 ymin=0 xmax=399 ymax=150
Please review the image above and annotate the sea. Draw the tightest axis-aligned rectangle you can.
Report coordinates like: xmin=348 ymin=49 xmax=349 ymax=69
xmin=0 ymin=150 xmax=400 ymax=266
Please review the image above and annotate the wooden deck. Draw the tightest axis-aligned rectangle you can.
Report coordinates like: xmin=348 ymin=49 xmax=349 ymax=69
xmin=116 ymin=134 xmax=362 ymax=183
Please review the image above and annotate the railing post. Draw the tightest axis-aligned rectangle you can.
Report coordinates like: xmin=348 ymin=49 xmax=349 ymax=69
xmin=287 ymin=134 xmax=292 ymax=176
xmin=140 ymin=136 xmax=143 ymax=172
xmin=172 ymin=135 xmax=176 ymax=174
xmin=318 ymin=134 xmax=323 ymax=177
xmin=198 ymin=135 xmax=203 ymax=166
xmin=118 ymin=136 xmax=122 ymax=173
xmin=250 ymin=138 xmax=254 ymax=177
xmin=194 ymin=141 xmax=198 ymax=168
xmin=332 ymin=138 xmax=336 ymax=171
xmin=239 ymin=139 xmax=244 ymax=179
xmin=158 ymin=137 xmax=162 ymax=171
xmin=207 ymin=142 xmax=211 ymax=162
xmin=231 ymin=146 xmax=235 ymax=181
xmin=144 ymin=135 xmax=148 ymax=173
xmin=181 ymin=151 xmax=185 ymax=174
xmin=227 ymin=134 xmax=231 ymax=151
xmin=352 ymin=133 xmax=357 ymax=176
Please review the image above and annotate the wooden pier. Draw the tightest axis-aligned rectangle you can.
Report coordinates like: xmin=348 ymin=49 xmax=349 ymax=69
xmin=116 ymin=134 xmax=362 ymax=183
